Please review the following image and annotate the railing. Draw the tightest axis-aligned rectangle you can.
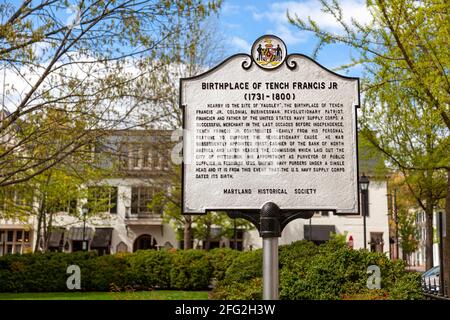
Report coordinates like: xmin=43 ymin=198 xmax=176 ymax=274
xmin=123 ymin=207 xmax=162 ymax=224
xmin=422 ymin=278 xmax=450 ymax=300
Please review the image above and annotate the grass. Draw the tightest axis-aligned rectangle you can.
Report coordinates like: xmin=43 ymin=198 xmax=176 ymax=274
xmin=0 ymin=290 xmax=209 ymax=300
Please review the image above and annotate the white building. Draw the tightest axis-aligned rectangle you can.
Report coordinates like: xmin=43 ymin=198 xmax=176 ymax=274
xmin=0 ymin=130 xmax=178 ymax=255
xmin=409 ymin=209 xmax=443 ymax=268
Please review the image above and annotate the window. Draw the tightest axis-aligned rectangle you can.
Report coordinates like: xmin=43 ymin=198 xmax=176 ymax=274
xmin=152 ymin=150 xmax=159 ymax=169
xmin=87 ymin=186 xmax=118 ymax=214
xmin=229 ymin=229 xmax=244 ymax=251
xmin=0 ymin=230 xmax=30 ymax=256
xmin=0 ymin=188 xmax=15 ymax=210
xmin=129 ymin=145 xmax=140 ymax=169
xmin=16 ymin=231 xmax=23 ymax=242
xmin=52 ymin=198 xmax=77 ymax=214
xmin=160 ymin=152 xmax=170 ymax=171
xmin=110 ymin=189 xmax=118 ymax=214
xmin=131 ymin=187 xmax=155 ymax=214
xmin=7 ymin=231 xmax=14 ymax=242
xmin=370 ymin=232 xmax=384 ymax=253
xmin=0 ymin=188 xmax=32 ymax=211
xmin=143 ymin=147 xmax=151 ymax=169
xmin=118 ymin=143 xmax=129 ymax=169
xmin=15 ymin=189 xmax=33 ymax=208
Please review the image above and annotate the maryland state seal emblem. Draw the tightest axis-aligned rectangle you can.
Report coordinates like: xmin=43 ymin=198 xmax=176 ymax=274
xmin=251 ymin=35 xmax=286 ymax=70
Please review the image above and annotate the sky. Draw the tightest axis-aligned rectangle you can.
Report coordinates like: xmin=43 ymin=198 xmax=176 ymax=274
xmin=1 ymin=0 xmax=372 ymax=113
xmin=217 ymin=0 xmax=372 ymax=77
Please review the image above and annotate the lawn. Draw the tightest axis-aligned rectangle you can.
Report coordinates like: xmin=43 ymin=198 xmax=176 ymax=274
xmin=0 ymin=290 xmax=209 ymax=300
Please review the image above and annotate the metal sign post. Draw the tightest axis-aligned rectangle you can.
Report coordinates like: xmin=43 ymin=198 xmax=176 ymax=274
xmin=260 ymin=202 xmax=280 ymax=300
xmin=438 ymin=211 xmax=444 ymax=296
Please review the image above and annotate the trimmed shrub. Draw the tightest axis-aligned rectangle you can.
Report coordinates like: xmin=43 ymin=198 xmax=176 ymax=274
xmin=280 ymin=240 xmax=423 ymax=300
xmin=210 ymin=278 xmax=262 ymax=300
xmin=207 ymin=248 xmax=240 ymax=282
xmin=0 ymin=251 xmax=98 ymax=292
xmin=222 ymin=249 xmax=262 ymax=285
xmin=170 ymin=250 xmax=212 ymax=290
xmin=0 ymin=249 xmax=236 ymax=292
xmin=212 ymin=239 xmax=423 ymax=300
xmin=126 ymin=250 xmax=173 ymax=289
xmin=85 ymin=254 xmax=131 ymax=291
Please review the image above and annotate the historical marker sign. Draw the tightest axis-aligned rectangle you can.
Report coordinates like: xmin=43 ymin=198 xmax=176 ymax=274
xmin=181 ymin=35 xmax=360 ymax=215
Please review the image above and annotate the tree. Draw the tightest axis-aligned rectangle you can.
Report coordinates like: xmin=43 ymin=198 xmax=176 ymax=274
xmin=7 ymin=108 xmax=118 ymax=252
xmin=0 ymin=0 xmax=221 ymax=187
xmin=288 ymin=0 xmax=449 ymax=273
xmin=148 ymin=165 xmax=195 ymax=249
xmin=145 ymin=15 xmax=228 ymax=249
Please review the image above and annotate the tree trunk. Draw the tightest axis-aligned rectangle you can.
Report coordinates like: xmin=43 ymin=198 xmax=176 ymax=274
xmin=42 ymin=209 xmax=47 ymax=252
xmin=43 ymin=212 xmax=53 ymax=252
xmin=34 ymin=212 xmax=43 ymax=253
xmin=443 ymin=168 xmax=450 ymax=296
xmin=33 ymin=196 xmax=46 ymax=252
xmin=204 ymin=223 xmax=211 ymax=251
xmin=183 ymin=215 xmax=192 ymax=250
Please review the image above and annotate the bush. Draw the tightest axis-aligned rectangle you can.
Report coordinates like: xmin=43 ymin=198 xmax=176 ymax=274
xmin=222 ymin=250 xmax=262 ymax=285
xmin=126 ymin=250 xmax=173 ymax=289
xmin=85 ymin=254 xmax=131 ymax=291
xmin=170 ymin=250 xmax=212 ymax=290
xmin=0 ymin=248 xmax=241 ymax=292
xmin=212 ymin=239 xmax=423 ymax=300
xmin=280 ymin=240 xmax=423 ymax=300
xmin=207 ymin=248 xmax=240 ymax=282
xmin=211 ymin=278 xmax=262 ymax=300
xmin=387 ymin=271 xmax=423 ymax=300
xmin=279 ymin=240 xmax=318 ymax=272
xmin=0 ymin=251 xmax=98 ymax=292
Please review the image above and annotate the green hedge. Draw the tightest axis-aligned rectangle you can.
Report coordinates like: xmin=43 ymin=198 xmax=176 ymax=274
xmin=211 ymin=239 xmax=423 ymax=300
xmin=0 ymin=241 xmax=423 ymax=299
xmin=207 ymin=248 xmax=240 ymax=282
xmin=0 ymin=251 xmax=134 ymax=292
xmin=126 ymin=250 xmax=173 ymax=289
xmin=170 ymin=250 xmax=212 ymax=290
xmin=0 ymin=249 xmax=233 ymax=293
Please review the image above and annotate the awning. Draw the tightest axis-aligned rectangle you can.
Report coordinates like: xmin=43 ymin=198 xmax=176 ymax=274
xmin=48 ymin=229 xmax=65 ymax=247
xmin=67 ymin=227 xmax=95 ymax=241
xmin=304 ymin=225 xmax=336 ymax=241
xmin=91 ymin=228 xmax=113 ymax=248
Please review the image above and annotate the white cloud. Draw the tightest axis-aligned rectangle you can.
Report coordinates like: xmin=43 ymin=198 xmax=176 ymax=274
xmin=221 ymin=3 xmax=240 ymax=15
xmin=223 ymin=22 xmax=241 ymax=30
xmin=267 ymin=23 xmax=308 ymax=46
xmin=253 ymin=0 xmax=372 ymax=45
xmin=230 ymin=36 xmax=251 ymax=52
xmin=273 ymin=0 xmax=372 ymax=32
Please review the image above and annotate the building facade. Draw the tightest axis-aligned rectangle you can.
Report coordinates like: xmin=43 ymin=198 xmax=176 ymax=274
xmin=0 ymin=130 xmax=178 ymax=255
xmin=409 ymin=209 xmax=443 ymax=269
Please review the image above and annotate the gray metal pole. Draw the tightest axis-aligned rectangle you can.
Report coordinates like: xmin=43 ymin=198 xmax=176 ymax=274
xmin=438 ymin=212 xmax=444 ymax=296
xmin=260 ymin=202 xmax=281 ymax=301
xmin=394 ymin=189 xmax=399 ymax=259
xmin=363 ymin=189 xmax=368 ymax=250
xmin=263 ymin=237 xmax=278 ymax=300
